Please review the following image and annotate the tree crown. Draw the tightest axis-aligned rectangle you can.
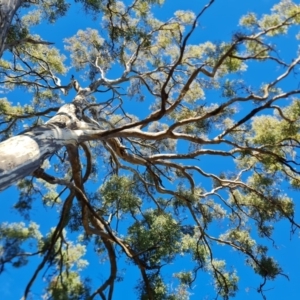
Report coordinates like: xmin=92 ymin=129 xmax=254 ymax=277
xmin=1 ymin=0 xmax=300 ymax=299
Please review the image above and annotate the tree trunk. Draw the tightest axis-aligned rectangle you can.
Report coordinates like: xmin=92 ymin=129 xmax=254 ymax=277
xmin=0 ymin=102 xmax=82 ymax=191
xmin=0 ymin=125 xmax=79 ymax=191
xmin=0 ymin=0 xmax=24 ymax=57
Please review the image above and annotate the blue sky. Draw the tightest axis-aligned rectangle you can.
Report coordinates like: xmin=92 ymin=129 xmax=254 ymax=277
xmin=1 ymin=0 xmax=300 ymax=299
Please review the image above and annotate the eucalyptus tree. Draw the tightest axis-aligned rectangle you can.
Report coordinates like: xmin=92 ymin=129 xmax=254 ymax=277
xmin=1 ymin=0 xmax=300 ymax=299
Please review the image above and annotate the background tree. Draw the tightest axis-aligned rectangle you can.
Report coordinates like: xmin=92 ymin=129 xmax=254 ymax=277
xmin=1 ymin=0 xmax=300 ymax=299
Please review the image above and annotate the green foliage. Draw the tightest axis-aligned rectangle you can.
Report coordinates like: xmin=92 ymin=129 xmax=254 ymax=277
xmin=39 ymin=0 xmax=70 ymax=23
xmin=75 ymin=0 xmax=103 ymax=12
xmin=128 ymin=210 xmax=181 ymax=266
xmin=65 ymin=28 xmax=105 ymax=72
xmin=46 ymin=272 xmax=91 ymax=300
xmin=0 ymin=222 xmax=41 ymax=272
xmin=6 ymin=25 xmax=29 ymax=44
xmin=99 ymin=175 xmax=142 ymax=214
xmin=239 ymin=13 xmax=258 ymax=28
xmin=248 ymin=255 xmax=282 ymax=280
xmin=38 ymin=231 xmax=90 ymax=299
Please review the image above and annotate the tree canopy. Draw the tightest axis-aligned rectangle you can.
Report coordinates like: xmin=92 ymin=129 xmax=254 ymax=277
xmin=1 ymin=0 xmax=300 ymax=299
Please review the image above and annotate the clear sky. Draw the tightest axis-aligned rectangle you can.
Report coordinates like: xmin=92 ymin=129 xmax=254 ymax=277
xmin=1 ymin=0 xmax=300 ymax=299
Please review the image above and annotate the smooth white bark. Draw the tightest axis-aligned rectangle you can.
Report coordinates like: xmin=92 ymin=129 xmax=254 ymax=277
xmin=0 ymin=125 xmax=78 ymax=191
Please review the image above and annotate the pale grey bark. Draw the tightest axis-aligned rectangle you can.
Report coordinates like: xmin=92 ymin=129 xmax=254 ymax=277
xmin=0 ymin=0 xmax=24 ymax=57
xmin=0 ymin=125 xmax=79 ymax=191
xmin=0 ymin=102 xmax=81 ymax=191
